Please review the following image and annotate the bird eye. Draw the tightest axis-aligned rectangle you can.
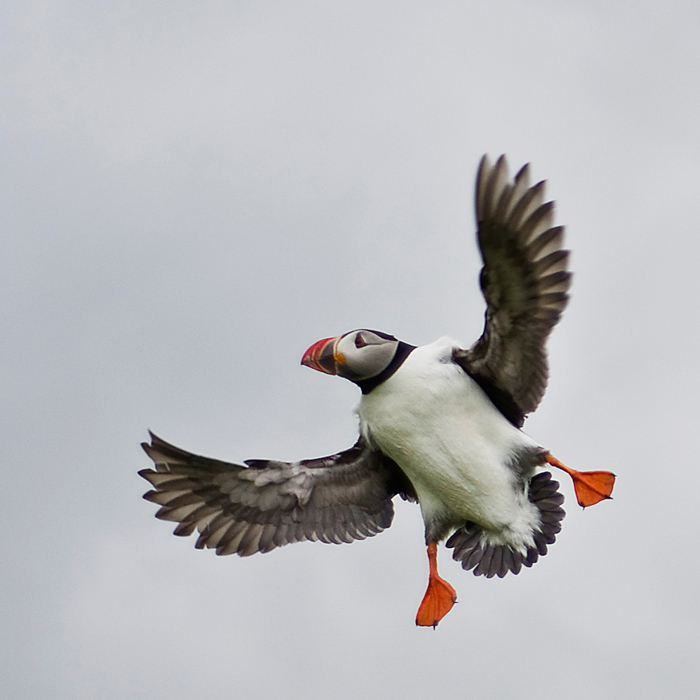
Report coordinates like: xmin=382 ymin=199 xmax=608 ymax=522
xmin=355 ymin=332 xmax=367 ymax=348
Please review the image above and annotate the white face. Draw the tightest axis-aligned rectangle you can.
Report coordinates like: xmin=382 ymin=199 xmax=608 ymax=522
xmin=335 ymin=329 xmax=400 ymax=382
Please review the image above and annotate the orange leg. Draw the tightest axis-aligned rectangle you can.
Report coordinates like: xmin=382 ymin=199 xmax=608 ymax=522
xmin=415 ymin=543 xmax=457 ymax=629
xmin=545 ymin=453 xmax=616 ymax=508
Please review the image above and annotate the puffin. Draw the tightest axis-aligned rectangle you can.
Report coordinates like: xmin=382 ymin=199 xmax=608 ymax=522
xmin=139 ymin=155 xmax=615 ymax=628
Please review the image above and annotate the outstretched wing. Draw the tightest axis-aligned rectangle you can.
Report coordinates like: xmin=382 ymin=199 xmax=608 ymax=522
xmin=454 ymin=155 xmax=571 ymax=427
xmin=139 ymin=432 xmax=411 ymax=556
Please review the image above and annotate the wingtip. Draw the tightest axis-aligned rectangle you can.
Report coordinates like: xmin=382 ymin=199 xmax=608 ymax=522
xmin=476 ymin=153 xmax=512 ymax=224
xmin=494 ymin=153 xmax=508 ymax=169
xmin=475 ymin=154 xmax=492 ymax=221
xmin=478 ymin=153 xmax=490 ymax=173
xmin=514 ymin=161 xmax=530 ymax=181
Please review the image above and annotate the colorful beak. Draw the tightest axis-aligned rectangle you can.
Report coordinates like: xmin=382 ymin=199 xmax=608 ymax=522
xmin=301 ymin=336 xmax=340 ymax=375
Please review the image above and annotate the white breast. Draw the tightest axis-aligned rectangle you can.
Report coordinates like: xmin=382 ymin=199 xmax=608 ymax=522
xmin=357 ymin=337 xmax=541 ymax=542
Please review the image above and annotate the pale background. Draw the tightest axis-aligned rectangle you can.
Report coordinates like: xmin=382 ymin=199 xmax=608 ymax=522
xmin=3 ymin=2 xmax=699 ymax=698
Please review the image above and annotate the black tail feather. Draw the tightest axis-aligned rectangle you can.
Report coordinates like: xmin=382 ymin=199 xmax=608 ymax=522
xmin=445 ymin=471 xmax=565 ymax=578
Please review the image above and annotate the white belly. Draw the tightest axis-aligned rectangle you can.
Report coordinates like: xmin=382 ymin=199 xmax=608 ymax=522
xmin=357 ymin=339 xmax=541 ymax=539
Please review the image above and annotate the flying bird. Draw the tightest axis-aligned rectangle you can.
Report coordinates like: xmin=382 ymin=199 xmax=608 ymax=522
xmin=139 ymin=155 xmax=615 ymax=628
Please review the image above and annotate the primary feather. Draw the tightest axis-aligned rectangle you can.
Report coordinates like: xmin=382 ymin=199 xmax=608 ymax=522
xmin=140 ymin=432 xmax=412 ymax=556
xmin=454 ymin=155 xmax=571 ymax=427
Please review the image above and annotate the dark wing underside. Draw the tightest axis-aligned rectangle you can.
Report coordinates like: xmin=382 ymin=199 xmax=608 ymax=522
xmin=139 ymin=432 xmax=411 ymax=556
xmin=454 ymin=155 xmax=572 ymax=427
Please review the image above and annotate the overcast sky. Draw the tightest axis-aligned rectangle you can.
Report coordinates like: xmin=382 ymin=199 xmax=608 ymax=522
xmin=3 ymin=1 xmax=700 ymax=698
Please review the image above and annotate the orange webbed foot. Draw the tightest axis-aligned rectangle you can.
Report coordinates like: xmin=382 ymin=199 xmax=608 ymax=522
xmin=545 ymin=454 xmax=616 ymax=508
xmin=415 ymin=543 xmax=457 ymax=628
xmin=568 ymin=470 xmax=616 ymax=508
xmin=416 ymin=575 xmax=457 ymax=628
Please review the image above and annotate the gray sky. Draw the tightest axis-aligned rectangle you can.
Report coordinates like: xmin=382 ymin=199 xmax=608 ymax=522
xmin=3 ymin=1 xmax=699 ymax=698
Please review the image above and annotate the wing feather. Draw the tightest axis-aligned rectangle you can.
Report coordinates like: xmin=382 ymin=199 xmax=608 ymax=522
xmin=454 ymin=155 xmax=571 ymax=427
xmin=140 ymin=431 xmax=410 ymax=556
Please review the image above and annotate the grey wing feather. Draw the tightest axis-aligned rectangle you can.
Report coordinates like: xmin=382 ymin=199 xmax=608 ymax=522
xmin=139 ymin=432 xmax=408 ymax=556
xmin=454 ymin=154 xmax=571 ymax=427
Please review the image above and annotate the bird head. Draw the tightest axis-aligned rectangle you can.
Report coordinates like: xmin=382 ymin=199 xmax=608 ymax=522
xmin=301 ymin=329 xmax=414 ymax=392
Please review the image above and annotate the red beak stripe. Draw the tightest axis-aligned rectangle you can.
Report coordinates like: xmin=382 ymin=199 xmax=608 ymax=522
xmin=301 ymin=337 xmax=339 ymax=375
